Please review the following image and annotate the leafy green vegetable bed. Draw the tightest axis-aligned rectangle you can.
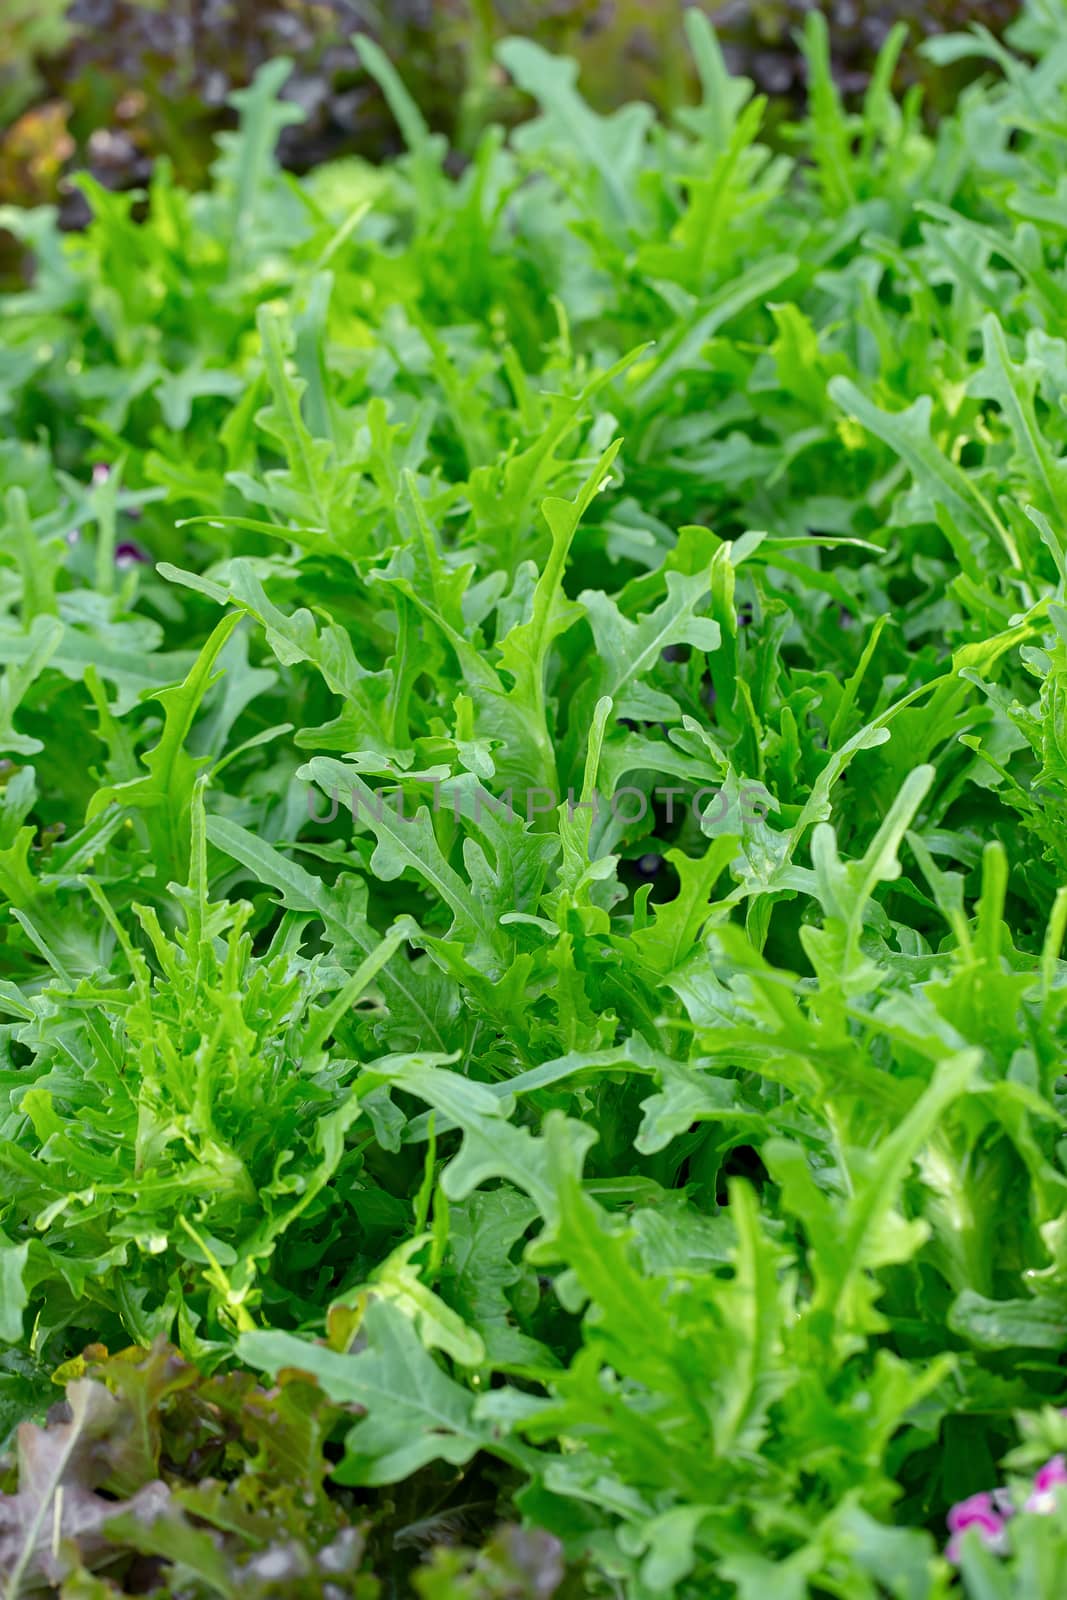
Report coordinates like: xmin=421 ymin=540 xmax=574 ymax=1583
xmin=2 ymin=5 xmax=1067 ymax=1595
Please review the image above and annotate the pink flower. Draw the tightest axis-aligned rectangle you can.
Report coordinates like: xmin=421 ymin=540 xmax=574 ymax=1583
xmin=1026 ymin=1454 xmax=1067 ymax=1515
xmin=946 ymin=1492 xmax=1010 ymax=1562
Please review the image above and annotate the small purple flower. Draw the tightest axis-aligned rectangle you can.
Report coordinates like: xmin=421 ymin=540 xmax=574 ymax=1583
xmin=115 ymin=539 xmax=149 ymax=569
xmin=946 ymin=1492 xmax=1010 ymax=1562
xmin=91 ymin=463 xmax=110 ymax=486
xmin=1026 ymin=1454 xmax=1067 ymax=1515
